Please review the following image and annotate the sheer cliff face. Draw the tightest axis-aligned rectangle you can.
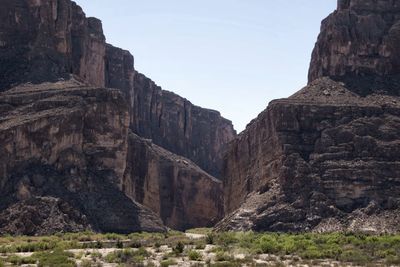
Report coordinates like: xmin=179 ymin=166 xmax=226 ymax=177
xmin=0 ymin=0 xmax=236 ymax=177
xmin=123 ymin=133 xmax=224 ymax=230
xmin=132 ymin=72 xmax=236 ymax=177
xmin=220 ymin=78 xmax=400 ymax=233
xmin=0 ymin=0 xmax=106 ymax=90
xmin=220 ymin=0 xmax=400 ymax=233
xmin=309 ymin=0 xmax=400 ymax=95
xmin=104 ymin=45 xmax=236 ymax=176
xmin=0 ymin=81 xmax=165 ymax=234
xmin=0 ymin=0 xmax=235 ymax=233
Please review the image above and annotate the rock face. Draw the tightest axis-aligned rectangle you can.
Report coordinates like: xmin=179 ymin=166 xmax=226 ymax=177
xmin=132 ymin=72 xmax=236 ymax=177
xmin=0 ymin=80 xmax=166 ymax=234
xmin=0 ymin=0 xmax=234 ymax=234
xmin=309 ymin=0 xmax=400 ymax=95
xmin=219 ymin=0 xmax=400 ymax=233
xmin=123 ymin=133 xmax=223 ymax=230
xmin=0 ymin=197 xmax=92 ymax=236
xmin=219 ymin=78 xmax=400 ymax=233
xmin=0 ymin=0 xmax=106 ymax=90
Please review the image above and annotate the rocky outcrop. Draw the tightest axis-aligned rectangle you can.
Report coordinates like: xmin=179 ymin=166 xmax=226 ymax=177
xmin=220 ymin=0 xmax=400 ymax=233
xmin=219 ymin=78 xmax=400 ymax=233
xmin=105 ymin=46 xmax=235 ymax=176
xmin=0 ymin=0 xmax=236 ymax=234
xmin=0 ymin=0 xmax=236 ymax=176
xmin=123 ymin=133 xmax=223 ymax=230
xmin=309 ymin=0 xmax=400 ymax=95
xmin=0 ymin=80 xmax=166 ymax=233
xmin=132 ymin=72 xmax=236 ymax=177
xmin=0 ymin=197 xmax=92 ymax=236
xmin=0 ymin=0 xmax=106 ymax=90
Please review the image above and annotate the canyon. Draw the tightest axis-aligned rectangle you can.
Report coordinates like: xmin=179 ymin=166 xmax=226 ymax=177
xmin=1 ymin=0 xmax=400 ymax=235
xmin=0 ymin=0 xmax=234 ymax=234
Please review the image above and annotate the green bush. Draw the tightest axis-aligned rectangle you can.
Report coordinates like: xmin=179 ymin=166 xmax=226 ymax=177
xmin=188 ymin=250 xmax=202 ymax=261
xmin=257 ymin=235 xmax=281 ymax=254
xmin=338 ymin=250 xmax=370 ymax=265
xmin=105 ymin=248 xmax=149 ymax=264
xmin=7 ymin=255 xmax=37 ymax=265
xmin=33 ymin=249 xmax=76 ymax=267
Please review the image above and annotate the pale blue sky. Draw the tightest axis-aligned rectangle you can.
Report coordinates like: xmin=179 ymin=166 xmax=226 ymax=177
xmin=76 ymin=0 xmax=337 ymax=132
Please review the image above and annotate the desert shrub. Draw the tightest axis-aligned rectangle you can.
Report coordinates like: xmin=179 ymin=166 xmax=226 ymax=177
xmin=188 ymin=250 xmax=202 ymax=261
xmin=105 ymin=233 xmax=124 ymax=240
xmin=116 ymin=239 xmax=124 ymax=249
xmin=215 ymin=251 xmax=233 ymax=262
xmin=299 ymin=246 xmax=323 ymax=259
xmin=7 ymin=255 xmax=37 ymax=265
xmin=195 ymin=242 xmax=206 ymax=249
xmin=206 ymin=233 xmax=215 ymax=245
xmin=256 ymin=235 xmax=281 ymax=254
xmin=216 ymin=233 xmax=237 ymax=248
xmin=173 ymin=241 xmax=184 ymax=255
xmin=33 ymin=249 xmax=76 ymax=267
xmin=338 ymin=250 xmax=370 ymax=265
xmin=105 ymin=248 xmax=149 ymax=264
xmin=160 ymin=259 xmax=177 ymax=267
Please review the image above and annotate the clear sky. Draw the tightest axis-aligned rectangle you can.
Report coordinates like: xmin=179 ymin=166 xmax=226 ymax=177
xmin=76 ymin=0 xmax=337 ymax=132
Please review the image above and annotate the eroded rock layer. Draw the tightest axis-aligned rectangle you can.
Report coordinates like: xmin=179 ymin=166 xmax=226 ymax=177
xmin=219 ymin=78 xmax=400 ymax=233
xmin=0 ymin=0 xmax=106 ymax=89
xmin=0 ymin=0 xmax=235 ymax=234
xmin=123 ymin=133 xmax=223 ymax=230
xmin=0 ymin=197 xmax=92 ymax=236
xmin=132 ymin=72 xmax=236 ymax=177
xmin=0 ymin=0 xmax=236 ymax=178
xmin=309 ymin=0 xmax=400 ymax=95
xmin=0 ymin=80 xmax=166 ymax=234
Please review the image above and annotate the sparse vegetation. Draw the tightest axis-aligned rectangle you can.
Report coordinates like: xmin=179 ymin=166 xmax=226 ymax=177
xmin=0 ymin=230 xmax=399 ymax=266
xmin=188 ymin=249 xmax=202 ymax=261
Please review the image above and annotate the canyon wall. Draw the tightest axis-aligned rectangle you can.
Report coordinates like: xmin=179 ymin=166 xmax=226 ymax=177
xmin=132 ymin=72 xmax=236 ymax=177
xmin=0 ymin=0 xmax=235 ymax=233
xmin=0 ymin=80 xmax=166 ymax=234
xmin=0 ymin=0 xmax=106 ymax=90
xmin=219 ymin=0 xmax=400 ymax=233
xmin=123 ymin=133 xmax=223 ymax=230
xmin=309 ymin=0 xmax=400 ymax=95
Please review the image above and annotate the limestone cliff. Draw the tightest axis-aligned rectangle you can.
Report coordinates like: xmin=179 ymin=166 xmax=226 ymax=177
xmin=0 ymin=0 xmax=234 ymax=233
xmin=123 ymin=133 xmax=223 ymax=230
xmin=0 ymin=80 xmax=166 ymax=234
xmin=132 ymin=72 xmax=236 ymax=177
xmin=219 ymin=0 xmax=400 ymax=233
xmin=309 ymin=0 xmax=400 ymax=95
xmin=0 ymin=0 xmax=106 ymax=89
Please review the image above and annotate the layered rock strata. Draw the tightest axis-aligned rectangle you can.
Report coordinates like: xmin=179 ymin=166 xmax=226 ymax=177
xmin=0 ymin=0 xmax=236 ymax=233
xmin=309 ymin=0 xmax=400 ymax=95
xmin=123 ymin=133 xmax=223 ymax=230
xmin=0 ymin=80 xmax=166 ymax=234
xmin=219 ymin=0 xmax=400 ymax=233
xmin=0 ymin=0 xmax=106 ymax=90
xmin=219 ymin=78 xmax=400 ymax=233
